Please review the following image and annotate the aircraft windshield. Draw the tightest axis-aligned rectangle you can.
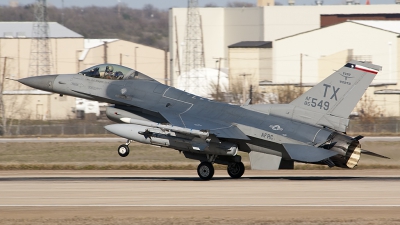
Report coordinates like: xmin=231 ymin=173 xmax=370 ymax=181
xmin=79 ymin=64 xmax=155 ymax=81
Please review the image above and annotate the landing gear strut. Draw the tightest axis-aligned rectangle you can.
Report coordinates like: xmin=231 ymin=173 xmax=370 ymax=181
xmin=227 ymin=162 xmax=245 ymax=179
xmin=117 ymin=140 xmax=132 ymax=157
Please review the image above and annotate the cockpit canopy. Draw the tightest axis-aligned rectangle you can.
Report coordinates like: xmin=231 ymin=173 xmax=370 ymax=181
xmin=79 ymin=64 xmax=155 ymax=81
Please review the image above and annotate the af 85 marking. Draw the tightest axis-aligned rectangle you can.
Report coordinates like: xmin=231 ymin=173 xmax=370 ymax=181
xmin=304 ymin=96 xmax=329 ymax=110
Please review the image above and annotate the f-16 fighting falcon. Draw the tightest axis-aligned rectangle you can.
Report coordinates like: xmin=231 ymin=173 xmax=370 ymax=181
xmin=18 ymin=61 xmax=389 ymax=180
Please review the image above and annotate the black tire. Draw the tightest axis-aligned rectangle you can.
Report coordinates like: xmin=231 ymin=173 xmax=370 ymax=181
xmin=227 ymin=162 xmax=245 ymax=179
xmin=118 ymin=144 xmax=130 ymax=157
xmin=197 ymin=162 xmax=214 ymax=180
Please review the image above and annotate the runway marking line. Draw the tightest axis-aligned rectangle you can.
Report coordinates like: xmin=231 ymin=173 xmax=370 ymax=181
xmin=1 ymin=197 xmax=400 ymax=199
xmin=1 ymin=205 xmax=400 ymax=207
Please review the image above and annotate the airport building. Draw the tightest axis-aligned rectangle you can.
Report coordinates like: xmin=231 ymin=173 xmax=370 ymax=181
xmin=273 ymin=20 xmax=400 ymax=116
xmin=0 ymin=22 xmax=168 ymax=120
xmin=169 ymin=3 xmax=400 ymax=115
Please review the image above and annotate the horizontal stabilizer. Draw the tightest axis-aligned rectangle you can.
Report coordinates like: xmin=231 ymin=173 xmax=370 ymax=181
xmin=354 ymin=135 xmax=364 ymax=141
xmin=361 ymin=149 xmax=390 ymax=159
xmin=282 ymin=143 xmax=338 ymax=163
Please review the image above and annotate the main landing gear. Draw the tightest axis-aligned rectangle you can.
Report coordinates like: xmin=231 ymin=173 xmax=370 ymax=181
xmin=196 ymin=155 xmax=245 ymax=180
xmin=118 ymin=140 xmax=132 ymax=157
xmin=227 ymin=162 xmax=245 ymax=179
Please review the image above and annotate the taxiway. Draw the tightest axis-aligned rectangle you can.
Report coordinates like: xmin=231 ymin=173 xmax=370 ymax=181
xmin=0 ymin=170 xmax=400 ymax=224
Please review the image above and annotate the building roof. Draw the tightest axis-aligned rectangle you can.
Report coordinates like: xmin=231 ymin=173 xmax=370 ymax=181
xmin=0 ymin=22 xmax=83 ymax=38
xmin=228 ymin=41 xmax=272 ymax=48
xmin=84 ymin=39 xmax=119 ymax=49
xmin=351 ymin=20 xmax=400 ymax=34
xmin=79 ymin=39 xmax=119 ymax=61
xmin=277 ymin=20 xmax=400 ymax=41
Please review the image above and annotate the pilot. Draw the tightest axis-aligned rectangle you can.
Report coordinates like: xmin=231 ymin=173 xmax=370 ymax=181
xmin=104 ymin=65 xmax=114 ymax=79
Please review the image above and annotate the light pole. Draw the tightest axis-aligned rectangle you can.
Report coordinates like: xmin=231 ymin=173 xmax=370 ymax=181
xmin=120 ymin=54 xmax=129 ymax=66
xmin=300 ymin=53 xmax=308 ymax=94
xmin=239 ymin=73 xmax=251 ymax=104
xmin=134 ymin=47 xmax=139 ymax=69
xmin=388 ymin=41 xmax=392 ymax=82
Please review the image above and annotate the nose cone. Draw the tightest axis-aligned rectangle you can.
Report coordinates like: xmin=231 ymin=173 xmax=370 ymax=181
xmin=18 ymin=75 xmax=58 ymax=92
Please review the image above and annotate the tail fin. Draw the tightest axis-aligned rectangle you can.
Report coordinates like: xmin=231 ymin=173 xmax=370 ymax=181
xmin=290 ymin=60 xmax=381 ymax=132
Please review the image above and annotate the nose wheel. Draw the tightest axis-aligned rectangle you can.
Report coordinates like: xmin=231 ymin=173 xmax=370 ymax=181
xmin=118 ymin=144 xmax=130 ymax=157
xmin=197 ymin=162 xmax=214 ymax=180
xmin=117 ymin=140 xmax=132 ymax=157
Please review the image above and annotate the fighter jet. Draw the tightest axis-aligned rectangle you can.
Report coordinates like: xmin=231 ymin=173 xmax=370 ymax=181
xmin=18 ymin=61 xmax=388 ymax=180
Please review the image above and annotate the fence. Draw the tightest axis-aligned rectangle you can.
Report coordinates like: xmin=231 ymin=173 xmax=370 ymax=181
xmin=347 ymin=123 xmax=400 ymax=134
xmin=5 ymin=124 xmax=110 ymax=136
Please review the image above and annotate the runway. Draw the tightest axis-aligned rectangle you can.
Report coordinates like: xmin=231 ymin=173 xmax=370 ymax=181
xmin=1 ymin=170 xmax=400 ymax=224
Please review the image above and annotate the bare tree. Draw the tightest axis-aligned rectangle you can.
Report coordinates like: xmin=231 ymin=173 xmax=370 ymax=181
xmin=226 ymin=2 xmax=256 ymax=7
xmin=264 ymin=85 xmax=303 ymax=104
xmin=0 ymin=57 xmax=6 ymax=135
xmin=0 ymin=4 xmax=169 ymax=50
xmin=0 ymin=56 xmax=31 ymax=136
xmin=356 ymin=93 xmax=382 ymax=123
xmin=209 ymin=82 xmax=226 ymax=102
xmin=204 ymin=3 xmax=218 ymax=7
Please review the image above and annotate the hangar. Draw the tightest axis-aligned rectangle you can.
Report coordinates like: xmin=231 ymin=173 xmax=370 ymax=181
xmin=169 ymin=4 xmax=400 ymax=85
xmin=273 ymin=20 xmax=400 ymax=116
xmin=0 ymin=22 xmax=168 ymax=120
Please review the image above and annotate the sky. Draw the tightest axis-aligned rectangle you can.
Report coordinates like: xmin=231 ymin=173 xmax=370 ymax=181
xmin=0 ymin=0 xmax=397 ymax=9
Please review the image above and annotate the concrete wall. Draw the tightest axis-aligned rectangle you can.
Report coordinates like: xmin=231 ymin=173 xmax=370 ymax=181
xmin=318 ymin=49 xmax=350 ymax=81
xmin=262 ymin=5 xmax=400 ymax=42
xmin=1 ymin=36 xmax=168 ymax=120
xmin=228 ymin=47 xmax=272 ymax=90
xmin=0 ymin=37 xmax=83 ymax=120
xmin=274 ymin=22 xmax=400 ymax=116
xmin=274 ymin=21 xmax=398 ymax=84
xmin=2 ymin=93 xmax=75 ymax=120
xmin=80 ymin=40 xmax=168 ymax=84
xmin=53 ymin=38 xmax=85 ymax=74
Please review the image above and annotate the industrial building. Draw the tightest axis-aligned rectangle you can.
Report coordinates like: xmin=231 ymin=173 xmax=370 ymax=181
xmin=273 ymin=20 xmax=400 ymax=116
xmin=169 ymin=4 xmax=400 ymax=83
xmin=0 ymin=22 xmax=168 ymax=120
xmin=169 ymin=3 xmax=400 ymax=115
xmin=228 ymin=41 xmax=272 ymax=90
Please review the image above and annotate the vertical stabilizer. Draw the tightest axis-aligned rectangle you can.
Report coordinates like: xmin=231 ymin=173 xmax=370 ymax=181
xmin=290 ymin=61 xmax=381 ymax=131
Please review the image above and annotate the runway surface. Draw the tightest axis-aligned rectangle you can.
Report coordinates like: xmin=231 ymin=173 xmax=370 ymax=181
xmin=1 ymin=136 xmax=400 ymax=143
xmin=1 ymin=170 xmax=400 ymax=224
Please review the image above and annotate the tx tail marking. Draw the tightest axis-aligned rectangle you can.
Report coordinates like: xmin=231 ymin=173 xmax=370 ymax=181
xmin=322 ymin=84 xmax=340 ymax=101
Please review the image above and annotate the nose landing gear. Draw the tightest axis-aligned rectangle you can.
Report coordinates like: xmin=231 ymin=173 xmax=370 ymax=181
xmin=117 ymin=140 xmax=132 ymax=157
xmin=197 ymin=161 xmax=214 ymax=180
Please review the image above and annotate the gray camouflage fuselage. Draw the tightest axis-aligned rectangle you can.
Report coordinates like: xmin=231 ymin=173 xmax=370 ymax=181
xmin=18 ymin=61 xmax=386 ymax=172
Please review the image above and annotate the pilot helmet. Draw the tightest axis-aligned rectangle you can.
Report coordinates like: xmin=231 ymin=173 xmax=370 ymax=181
xmin=106 ymin=65 xmax=114 ymax=72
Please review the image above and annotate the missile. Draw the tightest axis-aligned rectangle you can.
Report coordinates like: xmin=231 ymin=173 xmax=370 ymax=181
xmin=104 ymin=123 xmax=237 ymax=156
xmin=120 ymin=117 xmax=209 ymax=139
